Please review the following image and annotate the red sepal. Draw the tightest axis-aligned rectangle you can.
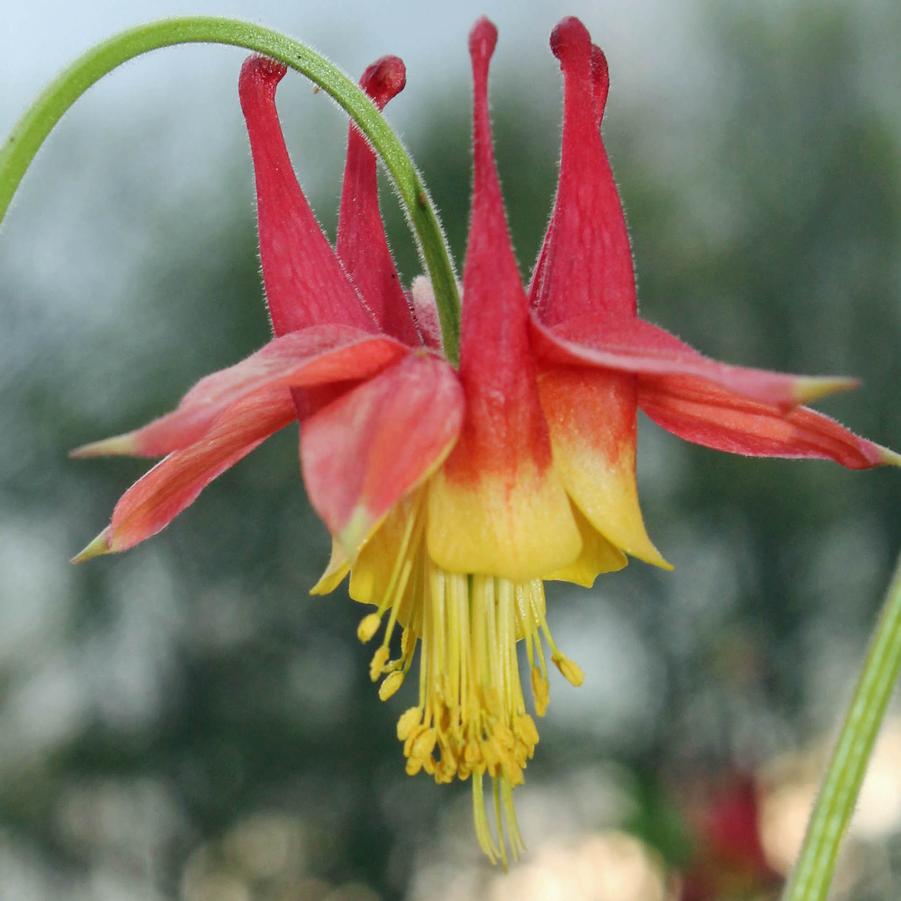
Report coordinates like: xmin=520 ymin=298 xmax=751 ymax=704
xmin=239 ymin=56 xmax=375 ymax=335
xmin=425 ymin=19 xmax=581 ymax=580
xmin=448 ymin=17 xmax=552 ymax=481
xmin=72 ymin=326 xmax=405 ymax=458
xmin=79 ymin=388 xmax=297 ymax=558
xmin=640 ymin=376 xmax=896 ymax=469
xmin=301 ymin=353 xmax=463 ymax=553
xmin=337 ymin=56 xmax=420 ymax=344
xmin=532 ymin=315 xmax=857 ymax=410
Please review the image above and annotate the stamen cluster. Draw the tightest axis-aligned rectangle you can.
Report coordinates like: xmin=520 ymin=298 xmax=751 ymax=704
xmin=356 ymin=489 xmax=583 ymax=864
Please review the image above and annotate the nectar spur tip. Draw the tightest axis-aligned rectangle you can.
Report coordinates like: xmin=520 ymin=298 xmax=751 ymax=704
xmin=360 ymin=55 xmax=406 ymax=108
xmin=469 ymin=17 xmax=498 ymax=59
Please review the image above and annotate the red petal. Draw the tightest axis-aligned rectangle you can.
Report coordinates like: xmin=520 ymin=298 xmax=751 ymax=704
xmin=76 ymin=388 xmax=297 ymax=559
xmin=301 ymin=353 xmax=464 ymax=554
xmin=529 ymin=41 xmax=609 ymax=305
xmin=424 ymin=20 xmax=582 ymax=580
xmin=532 ymin=314 xmax=858 ymax=410
xmin=239 ymin=56 xmax=375 ymax=335
xmin=72 ymin=326 xmax=405 ymax=458
xmin=451 ymin=18 xmax=552 ymax=479
xmin=639 ymin=375 xmax=898 ymax=469
xmin=529 ymin=18 xmax=637 ymax=324
xmin=337 ymin=56 xmax=420 ymax=344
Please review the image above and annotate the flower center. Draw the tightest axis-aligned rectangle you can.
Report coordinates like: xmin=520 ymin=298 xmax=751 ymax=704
xmin=354 ymin=488 xmax=584 ymax=866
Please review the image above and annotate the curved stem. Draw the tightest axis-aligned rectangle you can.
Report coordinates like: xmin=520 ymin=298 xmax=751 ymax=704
xmin=0 ymin=16 xmax=461 ymax=362
xmin=783 ymin=554 xmax=901 ymax=901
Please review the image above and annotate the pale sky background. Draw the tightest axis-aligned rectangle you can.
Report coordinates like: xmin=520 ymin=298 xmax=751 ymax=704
xmin=2 ymin=0 xmax=706 ymax=114
xmin=1 ymin=0 xmax=717 ymax=201
xmin=0 ymin=0 xmax=723 ymax=345
xmin=0 ymin=0 xmax=731 ymax=333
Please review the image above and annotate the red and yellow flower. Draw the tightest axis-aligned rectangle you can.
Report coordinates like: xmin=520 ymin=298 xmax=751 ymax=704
xmin=72 ymin=16 xmax=898 ymax=863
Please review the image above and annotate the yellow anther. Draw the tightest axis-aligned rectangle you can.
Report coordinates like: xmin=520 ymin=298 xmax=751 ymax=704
xmin=501 ymin=758 xmax=524 ymax=787
xmin=404 ymin=724 xmax=426 ymax=758
xmin=397 ymin=707 xmax=421 ymax=741
xmin=494 ymin=725 xmax=515 ymax=750
xmin=442 ymin=741 xmax=459 ymax=772
xmin=490 ymin=735 xmax=515 ymax=767
xmin=411 ymin=727 xmax=438 ymax=761
xmin=531 ymin=666 xmax=549 ymax=716
xmin=482 ymin=741 xmax=500 ymax=772
xmin=514 ymin=741 xmax=530 ymax=767
xmin=405 ymin=757 xmax=423 ymax=776
xmin=369 ymin=645 xmax=390 ymax=681
xmin=514 ymin=714 xmax=539 ymax=747
xmin=357 ymin=612 xmax=381 ymax=643
xmin=552 ymin=653 xmax=584 ymax=687
xmin=379 ymin=670 xmax=404 ymax=701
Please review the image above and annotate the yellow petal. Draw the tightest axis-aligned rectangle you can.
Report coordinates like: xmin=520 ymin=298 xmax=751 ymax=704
xmin=349 ymin=502 xmax=410 ymax=604
xmin=427 ymin=463 xmax=582 ymax=580
xmin=539 ymin=367 xmax=671 ymax=570
xmin=547 ymin=504 xmax=627 ymax=587
xmin=348 ymin=490 xmax=425 ymax=621
xmin=310 ymin=538 xmax=351 ymax=595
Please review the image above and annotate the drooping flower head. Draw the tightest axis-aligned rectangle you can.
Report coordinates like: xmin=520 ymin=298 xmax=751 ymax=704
xmin=72 ymin=15 xmax=899 ymax=863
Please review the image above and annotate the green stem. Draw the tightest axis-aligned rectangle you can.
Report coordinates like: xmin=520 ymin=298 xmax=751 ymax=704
xmin=783 ymin=554 xmax=901 ymax=901
xmin=0 ymin=16 xmax=461 ymax=361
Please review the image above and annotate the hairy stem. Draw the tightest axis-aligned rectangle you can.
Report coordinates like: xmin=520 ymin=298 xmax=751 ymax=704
xmin=783 ymin=554 xmax=901 ymax=900
xmin=0 ymin=16 xmax=461 ymax=361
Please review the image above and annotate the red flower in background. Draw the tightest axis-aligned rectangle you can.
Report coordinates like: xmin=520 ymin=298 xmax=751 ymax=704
xmin=680 ymin=775 xmax=781 ymax=901
xmin=72 ymin=15 xmax=898 ymax=863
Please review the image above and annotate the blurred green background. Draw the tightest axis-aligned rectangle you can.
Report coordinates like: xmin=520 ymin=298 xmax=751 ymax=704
xmin=1 ymin=2 xmax=900 ymax=899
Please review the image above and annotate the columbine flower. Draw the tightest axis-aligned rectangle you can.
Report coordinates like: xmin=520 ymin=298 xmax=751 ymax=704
xmin=72 ymin=16 xmax=898 ymax=864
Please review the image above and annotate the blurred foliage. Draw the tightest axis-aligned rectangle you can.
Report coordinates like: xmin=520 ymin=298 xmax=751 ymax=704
xmin=1 ymin=4 xmax=899 ymax=899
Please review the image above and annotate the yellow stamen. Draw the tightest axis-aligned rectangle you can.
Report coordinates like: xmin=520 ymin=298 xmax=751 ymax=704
xmin=340 ymin=486 xmax=585 ymax=864
xmin=369 ymin=645 xmax=389 ymax=681
xmin=396 ymin=706 xmax=420 ymax=740
xmin=530 ymin=666 xmax=550 ymax=716
xmin=357 ymin=613 xmax=381 ymax=643
xmin=552 ymin=652 xmax=584 ymax=687
xmin=379 ymin=670 xmax=404 ymax=701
